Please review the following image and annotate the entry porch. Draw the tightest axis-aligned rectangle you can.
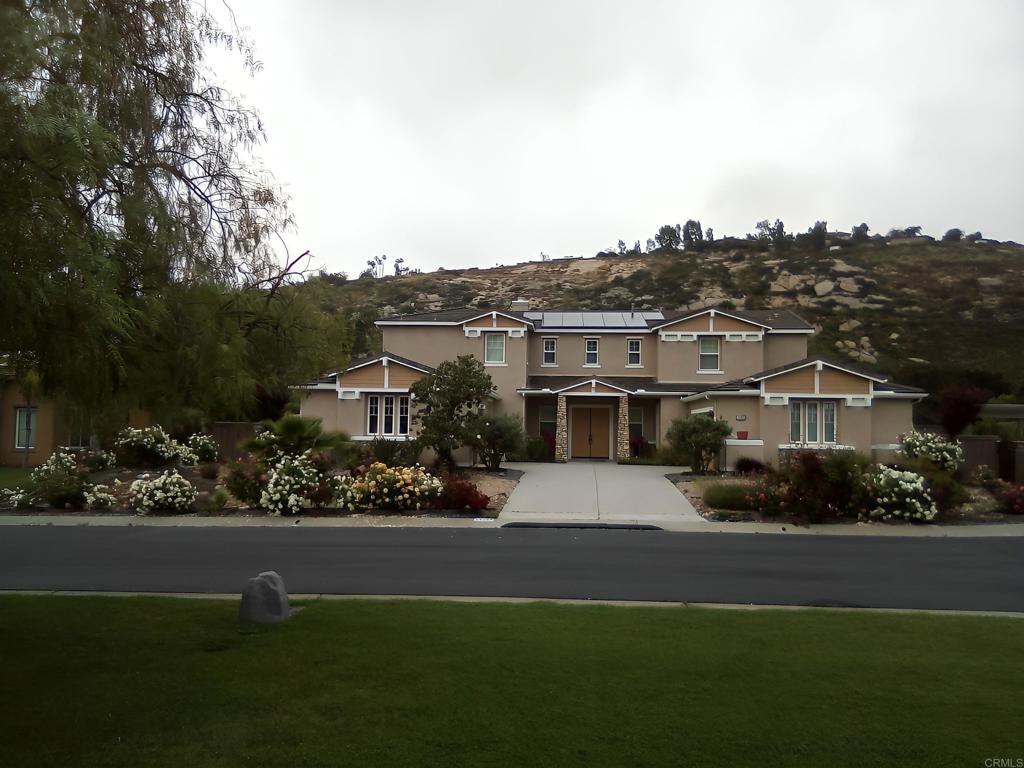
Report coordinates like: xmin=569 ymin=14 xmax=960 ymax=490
xmin=523 ymin=392 xmax=659 ymax=462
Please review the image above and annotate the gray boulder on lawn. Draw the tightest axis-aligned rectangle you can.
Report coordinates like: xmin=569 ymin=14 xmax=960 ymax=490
xmin=238 ymin=570 xmax=290 ymax=624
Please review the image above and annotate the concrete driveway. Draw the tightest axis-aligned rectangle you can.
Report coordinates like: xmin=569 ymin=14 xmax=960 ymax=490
xmin=499 ymin=462 xmax=704 ymax=525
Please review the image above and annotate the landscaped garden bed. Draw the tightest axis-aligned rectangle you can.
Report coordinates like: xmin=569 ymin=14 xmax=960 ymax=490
xmin=671 ymin=431 xmax=1023 ymax=525
xmin=0 ymin=418 xmax=517 ymax=519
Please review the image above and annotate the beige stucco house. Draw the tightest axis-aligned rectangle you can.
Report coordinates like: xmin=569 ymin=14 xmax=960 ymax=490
xmin=294 ymin=304 xmax=925 ymax=468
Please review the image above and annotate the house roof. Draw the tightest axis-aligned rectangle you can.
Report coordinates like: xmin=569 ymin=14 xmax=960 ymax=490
xmin=742 ymin=356 xmax=889 ymax=384
xmin=519 ymin=375 xmax=701 ymax=395
xmin=376 ymin=308 xmax=533 ymax=325
xmin=343 ymin=351 xmax=435 ymax=374
xmin=376 ymin=305 xmax=811 ymax=332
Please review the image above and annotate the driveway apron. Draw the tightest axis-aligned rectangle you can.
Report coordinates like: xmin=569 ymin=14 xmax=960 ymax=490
xmin=499 ymin=462 xmax=703 ymax=524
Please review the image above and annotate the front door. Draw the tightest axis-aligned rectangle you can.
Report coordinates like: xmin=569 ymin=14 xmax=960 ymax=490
xmin=571 ymin=407 xmax=610 ymax=459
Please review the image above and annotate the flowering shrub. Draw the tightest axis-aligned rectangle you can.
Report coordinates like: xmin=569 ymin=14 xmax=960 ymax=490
xmin=0 ymin=488 xmax=33 ymax=509
xmin=333 ymin=463 xmax=442 ymax=512
xmin=898 ymin=431 xmax=963 ymax=473
xmin=260 ymin=452 xmax=324 ymax=515
xmin=84 ymin=484 xmax=118 ymax=511
xmin=968 ymin=464 xmax=1002 ymax=492
xmin=865 ymin=466 xmax=938 ymax=522
xmin=187 ymin=433 xmax=220 ymax=463
xmin=129 ymin=470 xmax=197 ymax=514
xmin=998 ymin=483 xmax=1024 ymax=515
xmin=80 ymin=449 xmax=117 ymax=472
xmin=434 ymin=476 xmax=490 ymax=511
xmin=225 ymin=455 xmax=270 ymax=506
xmin=115 ymin=426 xmax=196 ymax=468
xmin=30 ymin=448 xmax=86 ymax=507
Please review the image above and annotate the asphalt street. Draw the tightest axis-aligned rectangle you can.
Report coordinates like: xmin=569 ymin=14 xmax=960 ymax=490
xmin=1 ymin=526 xmax=1021 ymax=612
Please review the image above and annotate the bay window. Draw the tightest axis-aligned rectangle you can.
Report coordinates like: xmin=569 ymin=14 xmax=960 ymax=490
xmin=789 ymin=400 xmax=838 ymax=444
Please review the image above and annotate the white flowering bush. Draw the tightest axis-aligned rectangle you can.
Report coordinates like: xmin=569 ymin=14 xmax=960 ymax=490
xmin=129 ymin=470 xmax=197 ymax=514
xmin=865 ymin=466 xmax=938 ymax=522
xmin=30 ymin=448 xmax=79 ymax=484
xmin=115 ymin=426 xmax=197 ymax=468
xmin=0 ymin=488 xmax=33 ymax=509
xmin=898 ymin=431 xmax=963 ymax=473
xmin=187 ymin=433 xmax=220 ymax=463
xmin=30 ymin=448 xmax=87 ymax=507
xmin=81 ymin=449 xmax=117 ymax=472
xmin=335 ymin=463 xmax=443 ymax=512
xmin=84 ymin=484 xmax=119 ymax=511
xmin=259 ymin=452 xmax=323 ymax=515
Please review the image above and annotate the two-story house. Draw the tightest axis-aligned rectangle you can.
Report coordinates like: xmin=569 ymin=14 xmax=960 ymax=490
xmin=295 ymin=302 xmax=926 ymax=468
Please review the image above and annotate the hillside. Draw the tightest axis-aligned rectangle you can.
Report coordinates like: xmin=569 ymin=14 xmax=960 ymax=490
xmin=313 ymin=239 xmax=1024 ymax=392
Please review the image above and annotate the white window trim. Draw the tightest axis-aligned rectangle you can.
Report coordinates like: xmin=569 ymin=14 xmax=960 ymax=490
xmin=698 ymin=336 xmax=721 ymax=373
xmin=367 ymin=395 xmax=380 ymax=436
xmin=541 ymin=337 xmax=558 ymax=367
xmin=14 ymin=406 xmax=37 ymax=450
xmin=788 ymin=399 xmax=839 ymax=445
xmin=484 ymin=332 xmax=506 ymax=366
xmin=626 ymin=338 xmax=643 ymax=368
xmin=583 ymin=337 xmax=600 ymax=367
xmin=366 ymin=394 xmax=411 ymax=437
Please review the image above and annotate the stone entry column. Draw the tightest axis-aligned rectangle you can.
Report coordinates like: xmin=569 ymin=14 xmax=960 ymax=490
xmin=616 ymin=395 xmax=630 ymax=460
xmin=555 ymin=394 xmax=568 ymax=462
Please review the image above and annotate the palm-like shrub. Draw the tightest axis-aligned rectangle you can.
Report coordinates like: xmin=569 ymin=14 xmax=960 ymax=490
xmin=247 ymin=415 xmax=351 ymax=462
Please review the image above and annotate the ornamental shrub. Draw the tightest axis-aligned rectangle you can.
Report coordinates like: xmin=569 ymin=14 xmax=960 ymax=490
xmin=898 ymin=431 xmax=963 ymax=473
xmin=865 ymin=466 xmax=938 ymax=522
xmin=734 ymin=457 xmax=767 ymax=475
xmin=115 ymin=426 xmax=197 ymax=468
xmin=259 ymin=452 xmax=324 ymax=516
xmin=434 ymin=476 xmax=490 ymax=512
xmin=703 ymin=482 xmax=755 ymax=510
xmin=898 ymin=456 xmax=969 ymax=512
xmin=997 ymin=483 xmax=1024 ymax=515
xmin=0 ymin=488 xmax=33 ymax=510
xmin=224 ymin=455 xmax=269 ymax=506
xmin=83 ymin=484 xmax=118 ymax=511
xmin=129 ymin=470 xmax=197 ymax=514
xmin=464 ymin=413 xmax=525 ymax=471
xmin=187 ymin=433 xmax=220 ymax=463
xmin=524 ymin=436 xmax=552 ymax=461
xmin=80 ymin=449 xmax=117 ymax=472
xmin=361 ymin=436 xmax=421 ymax=468
xmin=666 ymin=415 xmax=732 ymax=473
xmin=333 ymin=463 xmax=443 ymax=511
xmin=30 ymin=448 xmax=87 ymax=507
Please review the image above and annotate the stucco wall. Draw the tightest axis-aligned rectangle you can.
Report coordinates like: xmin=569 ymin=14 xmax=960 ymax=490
xmin=297 ymin=391 xmax=340 ymax=431
xmin=0 ymin=382 xmax=61 ymax=467
xmin=763 ymin=335 xmax=808 ymax=369
xmin=712 ymin=397 xmax=761 ymax=439
xmin=870 ymin=399 xmax=915 ymax=446
xmin=656 ymin=338 xmax=763 ymax=384
xmin=526 ymin=333 xmax=657 ymax=377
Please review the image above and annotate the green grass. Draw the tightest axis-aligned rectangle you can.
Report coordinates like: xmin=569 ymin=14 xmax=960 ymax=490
xmin=1 ymin=596 xmax=1022 ymax=767
xmin=0 ymin=466 xmax=31 ymax=489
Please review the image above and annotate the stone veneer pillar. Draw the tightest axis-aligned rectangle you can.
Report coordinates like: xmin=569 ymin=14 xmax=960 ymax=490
xmin=555 ymin=394 xmax=568 ymax=462
xmin=616 ymin=395 xmax=630 ymax=460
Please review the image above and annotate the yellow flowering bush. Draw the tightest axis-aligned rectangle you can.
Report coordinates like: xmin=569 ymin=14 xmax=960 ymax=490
xmin=333 ymin=463 xmax=442 ymax=511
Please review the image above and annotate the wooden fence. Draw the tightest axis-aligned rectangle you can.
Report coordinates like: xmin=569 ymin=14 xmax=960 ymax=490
xmin=211 ymin=422 xmax=257 ymax=462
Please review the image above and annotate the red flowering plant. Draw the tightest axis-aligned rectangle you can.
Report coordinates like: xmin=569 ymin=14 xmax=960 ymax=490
xmin=433 ymin=476 xmax=490 ymax=512
xmin=224 ymin=454 xmax=270 ymax=507
xmin=999 ymin=483 xmax=1024 ymax=515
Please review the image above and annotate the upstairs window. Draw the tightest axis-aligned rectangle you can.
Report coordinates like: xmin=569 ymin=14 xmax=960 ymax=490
xmin=584 ymin=338 xmax=600 ymax=366
xmin=542 ymin=337 xmax=557 ymax=366
xmin=698 ymin=337 xmax=721 ymax=371
xmin=626 ymin=338 xmax=642 ymax=367
xmin=484 ymin=333 xmax=506 ymax=364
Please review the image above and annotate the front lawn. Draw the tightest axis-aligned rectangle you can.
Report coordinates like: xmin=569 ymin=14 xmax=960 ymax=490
xmin=0 ymin=466 xmax=31 ymax=489
xmin=1 ymin=596 xmax=1021 ymax=767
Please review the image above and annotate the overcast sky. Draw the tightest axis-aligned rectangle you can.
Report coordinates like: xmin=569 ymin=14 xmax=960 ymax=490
xmin=214 ymin=0 xmax=1024 ymax=276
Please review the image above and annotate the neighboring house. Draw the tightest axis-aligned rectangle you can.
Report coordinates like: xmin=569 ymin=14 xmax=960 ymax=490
xmin=0 ymin=373 xmax=150 ymax=467
xmin=294 ymin=303 xmax=926 ymax=468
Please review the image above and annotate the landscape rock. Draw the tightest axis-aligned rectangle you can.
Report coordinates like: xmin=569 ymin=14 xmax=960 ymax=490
xmin=842 ymin=340 xmax=857 ymax=350
xmin=889 ymin=332 xmax=900 ymax=340
xmin=813 ymin=280 xmax=835 ymax=297
xmin=978 ymin=277 xmax=1004 ymax=288
xmin=239 ymin=571 xmax=290 ymax=624
xmin=856 ymin=351 xmax=878 ymax=364
xmin=837 ymin=277 xmax=859 ymax=293
xmin=838 ymin=319 xmax=861 ymax=332
xmin=831 ymin=260 xmax=862 ymax=275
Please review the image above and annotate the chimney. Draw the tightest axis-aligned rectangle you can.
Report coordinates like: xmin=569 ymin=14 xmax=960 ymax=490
xmin=509 ymin=297 xmax=530 ymax=312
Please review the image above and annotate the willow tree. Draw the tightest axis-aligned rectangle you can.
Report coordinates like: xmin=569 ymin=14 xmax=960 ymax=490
xmin=0 ymin=1 xmax=344 ymax=426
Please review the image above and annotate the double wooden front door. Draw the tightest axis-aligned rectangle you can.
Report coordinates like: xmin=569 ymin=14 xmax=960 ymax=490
xmin=570 ymin=407 xmax=610 ymax=459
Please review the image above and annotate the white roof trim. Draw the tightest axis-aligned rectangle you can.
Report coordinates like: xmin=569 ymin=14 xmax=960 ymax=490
xmin=650 ymin=308 xmax=774 ymax=331
xmin=376 ymin=311 xmax=533 ymax=328
xmin=344 ymin=355 xmax=432 ymax=375
xmin=746 ymin=359 xmax=888 ymax=384
xmin=680 ymin=389 xmax=760 ymax=402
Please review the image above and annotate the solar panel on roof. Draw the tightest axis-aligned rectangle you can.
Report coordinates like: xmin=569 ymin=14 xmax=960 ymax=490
xmin=562 ymin=312 xmax=583 ymax=326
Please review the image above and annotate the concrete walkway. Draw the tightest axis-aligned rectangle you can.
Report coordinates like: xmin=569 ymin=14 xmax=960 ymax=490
xmin=499 ymin=462 xmax=704 ymax=525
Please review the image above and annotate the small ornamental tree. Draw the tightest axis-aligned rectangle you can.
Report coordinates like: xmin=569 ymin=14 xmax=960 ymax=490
xmin=465 ymin=413 xmax=525 ymax=471
xmin=936 ymin=385 xmax=991 ymax=438
xmin=666 ymin=414 xmax=732 ymax=474
xmin=410 ymin=355 xmax=495 ymax=471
